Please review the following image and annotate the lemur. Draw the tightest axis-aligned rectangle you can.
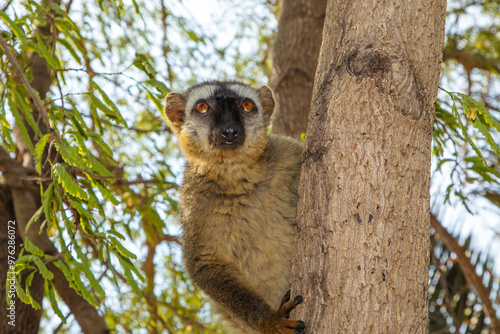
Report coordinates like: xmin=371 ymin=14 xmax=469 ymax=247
xmin=164 ymin=80 xmax=305 ymax=334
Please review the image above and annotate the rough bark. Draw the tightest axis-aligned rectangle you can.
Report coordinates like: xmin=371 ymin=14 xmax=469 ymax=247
xmin=270 ymin=0 xmax=327 ymax=139
xmin=290 ymin=0 xmax=446 ymax=332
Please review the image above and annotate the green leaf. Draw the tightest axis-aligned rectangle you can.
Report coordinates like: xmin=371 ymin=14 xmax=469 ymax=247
xmin=54 ymin=16 xmax=79 ymax=34
xmin=61 ymin=211 xmax=76 ymax=235
xmin=35 ymin=33 xmax=58 ymax=68
xmin=11 ymin=89 xmax=42 ymax=138
xmin=109 ymin=236 xmax=137 ymax=260
xmin=80 ymin=179 xmax=105 ymax=215
xmin=71 ymin=267 xmax=100 ymax=307
xmin=15 ymin=274 xmax=32 ymax=305
xmin=71 ymin=131 xmax=89 ymax=156
xmin=473 ymin=118 xmax=500 ymax=157
xmin=9 ymin=97 xmax=34 ymax=155
xmin=88 ymin=132 xmax=113 ymax=157
xmin=92 ymin=82 xmax=127 ymax=126
xmin=54 ymin=141 xmax=86 ymax=169
xmin=131 ymin=0 xmax=140 ymax=13
xmin=43 ymin=183 xmax=55 ymax=229
xmin=117 ymin=254 xmax=143 ymax=298
xmin=457 ymin=93 xmax=500 ymax=132
xmin=144 ymin=79 xmax=170 ymax=95
xmin=66 ymin=196 xmax=94 ymax=220
xmin=25 ymin=206 xmax=43 ymax=234
xmin=90 ymin=176 xmax=119 ymax=205
xmin=23 ymin=272 xmax=41 ymax=309
xmin=49 ymin=2 xmax=68 ymax=17
xmin=46 ymin=280 xmax=66 ymax=323
xmin=53 ymin=163 xmax=88 ymax=200
xmin=449 ymin=94 xmax=484 ymax=160
xmin=67 ymin=100 xmax=88 ymax=130
xmin=436 ymin=158 xmax=454 ymax=172
xmin=57 ymin=37 xmax=82 ymax=65
xmin=73 ymin=244 xmax=106 ymax=299
xmin=146 ymin=89 xmax=164 ymax=114
xmin=90 ymin=103 xmax=104 ymax=133
xmin=32 ymin=256 xmax=54 ymax=280
xmin=0 ymin=11 xmax=28 ymax=47
xmin=23 ymin=238 xmax=44 ymax=257
xmin=15 ymin=255 xmax=33 ymax=266
xmin=133 ymin=53 xmax=157 ymax=78
xmin=83 ymin=154 xmax=112 ymax=178
xmin=69 ymin=113 xmax=89 ymax=140
xmin=34 ymin=134 xmax=51 ymax=173
xmin=1 ymin=124 xmax=16 ymax=152
xmin=80 ymin=215 xmax=105 ymax=237
xmin=90 ymin=95 xmax=127 ymax=127
xmin=53 ymin=259 xmax=77 ymax=291
xmin=54 ymin=18 xmax=87 ymax=60
xmin=108 ymin=229 xmax=126 ymax=240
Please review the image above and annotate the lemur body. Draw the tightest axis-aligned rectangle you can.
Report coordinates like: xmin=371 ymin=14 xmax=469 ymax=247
xmin=164 ymin=81 xmax=305 ymax=333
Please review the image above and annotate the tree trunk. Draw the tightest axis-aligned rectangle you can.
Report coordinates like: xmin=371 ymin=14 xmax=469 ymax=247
xmin=270 ymin=0 xmax=327 ymax=139
xmin=0 ymin=187 xmax=44 ymax=334
xmin=291 ymin=0 xmax=446 ymax=332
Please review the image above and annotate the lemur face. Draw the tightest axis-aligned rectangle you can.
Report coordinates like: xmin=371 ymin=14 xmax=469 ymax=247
xmin=164 ymin=81 xmax=275 ymax=161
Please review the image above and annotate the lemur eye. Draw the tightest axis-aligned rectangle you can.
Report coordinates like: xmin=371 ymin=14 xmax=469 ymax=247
xmin=242 ymin=100 xmax=254 ymax=111
xmin=195 ymin=102 xmax=209 ymax=113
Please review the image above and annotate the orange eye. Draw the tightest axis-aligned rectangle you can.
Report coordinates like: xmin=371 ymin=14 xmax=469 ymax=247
xmin=242 ymin=100 xmax=254 ymax=111
xmin=195 ymin=102 xmax=208 ymax=113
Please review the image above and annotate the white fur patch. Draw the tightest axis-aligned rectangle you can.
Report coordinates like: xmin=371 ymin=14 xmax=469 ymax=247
xmin=185 ymin=84 xmax=219 ymax=114
xmin=185 ymin=83 xmax=264 ymax=116
xmin=228 ymin=84 xmax=264 ymax=113
xmin=228 ymin=84 xmax=258 ymax=103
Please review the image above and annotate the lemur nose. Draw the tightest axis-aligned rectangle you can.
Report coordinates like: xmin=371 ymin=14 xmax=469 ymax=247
xmin=219 ymin=128 xmax=239 ymax=141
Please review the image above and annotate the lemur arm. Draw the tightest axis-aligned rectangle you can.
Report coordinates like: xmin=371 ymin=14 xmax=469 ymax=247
xmin=184 ymin=249 xmax=305 ymax=333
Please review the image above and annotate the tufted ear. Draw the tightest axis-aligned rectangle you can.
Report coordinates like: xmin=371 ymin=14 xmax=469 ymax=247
xmin=164 ymin=92 xmax=187 ymax=133
xmin=257 ymin=86 xmax=275 ymax=120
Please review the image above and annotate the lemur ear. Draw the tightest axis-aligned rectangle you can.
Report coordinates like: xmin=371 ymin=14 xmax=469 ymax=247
xmin=257 ymin=86 xmax=275 ymax=120
xmin=164 ymin=92 xmax=186 ymax=133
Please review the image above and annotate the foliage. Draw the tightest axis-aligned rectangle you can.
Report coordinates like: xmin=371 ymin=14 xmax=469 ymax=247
xmin=429 ymin=230 xmax=500 ymax=334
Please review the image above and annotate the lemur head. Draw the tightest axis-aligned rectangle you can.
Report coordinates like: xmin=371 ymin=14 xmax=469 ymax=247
xmin=164 ymin=80 xmax=275 ymax=162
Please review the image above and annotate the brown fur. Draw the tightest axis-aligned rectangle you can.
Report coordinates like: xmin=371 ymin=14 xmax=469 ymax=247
xmin=164 ymin=82 xmax=304 ymax=333
xmin=164 ymin=92 xmax=187 ymax=131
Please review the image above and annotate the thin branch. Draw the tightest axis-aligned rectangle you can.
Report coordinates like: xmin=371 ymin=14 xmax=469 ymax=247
xmin=161 ymin=233 xmax=181 ymax=246
xmin=0 ymin=34 xmax=64 ymax=146
xmin=1 ymin=0 xmax=13 ymax=11
xmin=54 ymin=66 xmax=140 ymax=84
xmin=44 ymin=230 xmax=77 ymax=265
xmin=115 ymin=179 xmax=177 ymax=187
xmin=430 ymin=236 xmax=462 ymax=331
xmin=45 ymin=92 xmax=88 ymax=105
xmin=65 ymin=0 xmax=74 ymax=13
xmin=430 ymin=214 xmax=500 ymax=333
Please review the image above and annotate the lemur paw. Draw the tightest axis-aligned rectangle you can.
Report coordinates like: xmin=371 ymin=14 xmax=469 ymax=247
xmin=271 ymin=290 xmax=305 ymax=334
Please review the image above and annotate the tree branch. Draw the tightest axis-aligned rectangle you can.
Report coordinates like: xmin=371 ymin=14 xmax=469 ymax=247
xmin=430 ymin=235 xmax=462 ymax=331
xmin=430 ymin=214 xmax=500 ymax=333
xmin=0 ymin=34 xmax=63 ymax=146
xmin=443 ymin=47 xmax=500 ymax=73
